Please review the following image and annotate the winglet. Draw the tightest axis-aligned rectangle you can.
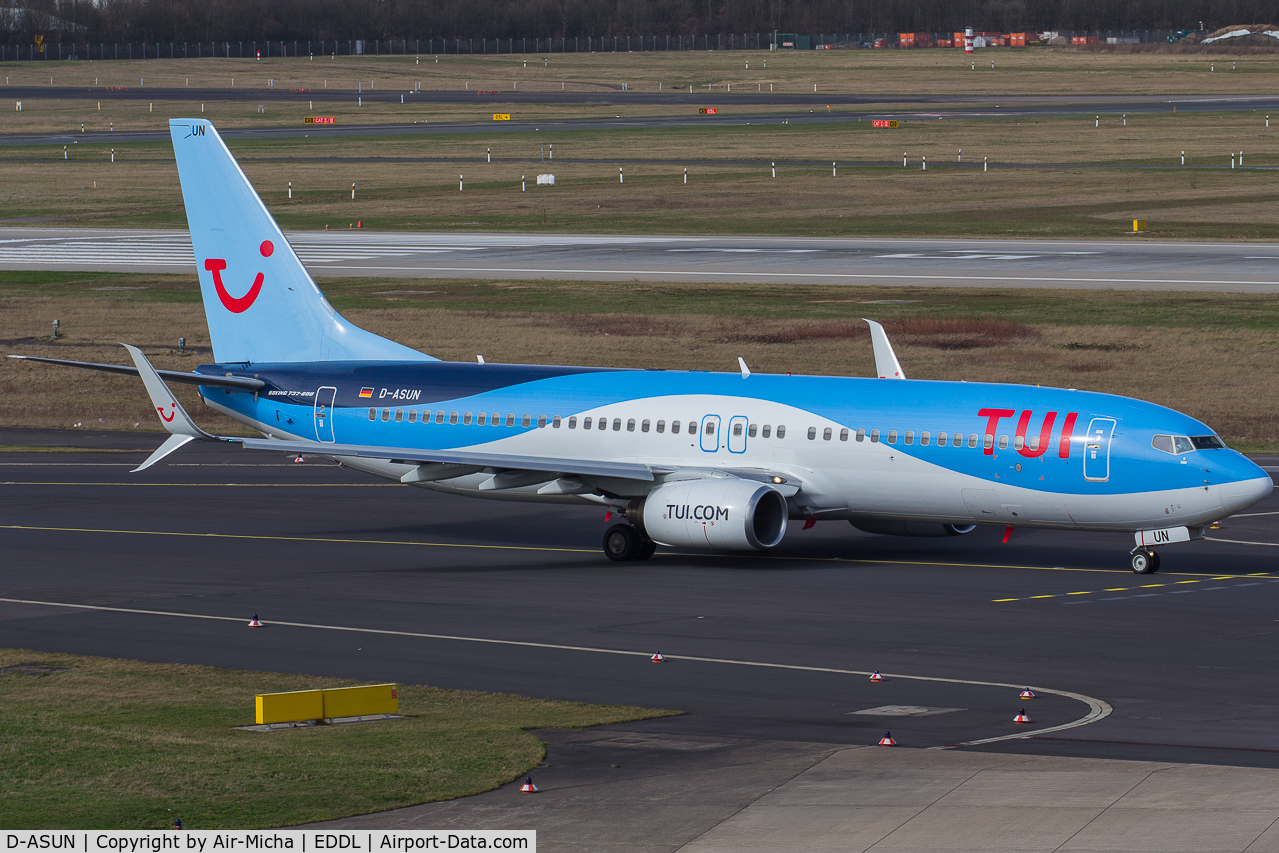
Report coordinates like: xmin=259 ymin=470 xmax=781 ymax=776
xmin=120 ymin=344 xmax=217 ymax=471
xmin=121 ymin=344 xmax=214 ymax=439
xmin=738 ymin=357 xmax=751 ymax=378
xmin=863 ymin=319 xmax=906 ymax=379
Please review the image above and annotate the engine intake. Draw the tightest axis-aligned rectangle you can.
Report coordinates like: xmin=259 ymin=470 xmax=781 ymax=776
xmin=641 ymin=479 xmax=787 ymax=550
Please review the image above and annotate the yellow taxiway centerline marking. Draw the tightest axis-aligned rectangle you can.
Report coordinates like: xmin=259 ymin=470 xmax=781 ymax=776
xmin=993 ymin=573 xmax=1274 ymax=602
xmin=0 ymin=595 xmax=1113 ymax=749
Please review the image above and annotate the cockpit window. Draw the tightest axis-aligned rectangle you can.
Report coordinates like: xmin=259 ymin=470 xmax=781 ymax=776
xmin=1153 ymin=434 xmax=1222 ymax=454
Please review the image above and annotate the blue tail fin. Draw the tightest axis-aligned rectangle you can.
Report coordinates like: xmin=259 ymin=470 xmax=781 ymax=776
xmin=169 ymin=119 xmax=435 ymax=365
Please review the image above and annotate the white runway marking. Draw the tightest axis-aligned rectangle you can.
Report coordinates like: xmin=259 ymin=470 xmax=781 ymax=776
xmin=0 ymin=594 xmax=1110 ymax=748
xmin=318 ymin=264 xmax=1279 ymax=288
xmin=0 ymin=236 xmax=484 ymax=267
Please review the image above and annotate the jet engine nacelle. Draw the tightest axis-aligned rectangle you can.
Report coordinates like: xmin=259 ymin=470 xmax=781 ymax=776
xmin=851 ymin=520 xmax=977 ymax=537
xmin=641 ymin=479 xmax=788 ymax=550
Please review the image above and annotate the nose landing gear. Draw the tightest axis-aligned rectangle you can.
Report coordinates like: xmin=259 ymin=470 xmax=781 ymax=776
xmin=1130 ymin=548 xmax=1160 ymax=574
xmin=603 ymin=523 xmax=657 ymax=561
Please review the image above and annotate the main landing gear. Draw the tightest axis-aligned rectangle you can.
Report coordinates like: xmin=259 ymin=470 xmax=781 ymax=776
xmin=603 ymin=523 xmax=657 ymax=562
xmin=1130 ymin=548 xmax=1161 ymax=574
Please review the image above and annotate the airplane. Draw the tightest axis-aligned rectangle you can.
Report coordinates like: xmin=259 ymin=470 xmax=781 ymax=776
xmin=10 ymin=119 xmax=1273 ymax=573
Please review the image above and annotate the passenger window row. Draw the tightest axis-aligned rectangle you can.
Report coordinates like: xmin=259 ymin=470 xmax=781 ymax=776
xmin=801 ymin=428 xmax=1040 ymax=452
xmin=364 ymin=408 xmax=792 ymax=440
xmin=361 ymin=406 xmax=1038 ymax=454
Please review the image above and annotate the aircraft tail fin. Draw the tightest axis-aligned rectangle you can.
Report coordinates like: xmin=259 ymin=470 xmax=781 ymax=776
xmin=168 ymin=119 xmax=434 ymax=365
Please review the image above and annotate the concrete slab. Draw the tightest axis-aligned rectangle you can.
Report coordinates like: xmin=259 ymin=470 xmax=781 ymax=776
xmin=310 ymin=734 xmax=1279 ymax=852
xmin=1059 ymin=809 xmax=1279 ymax=852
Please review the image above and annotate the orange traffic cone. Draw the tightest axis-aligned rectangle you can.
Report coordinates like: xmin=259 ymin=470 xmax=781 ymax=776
xmin=878 ymin=730 xmax=897 ymax=746
xmin=519 ymin=776 xmax=538 ymax=793
xmin=248 ymin=614 xmax=263 ymax=628
xmin=1014 ymin=708 xmax=1031 ymax=724
xmin=869 ymin=670 xmax=884 ymax=682
xmin=1020 ymin=688 xmax=1035 ymax=699
xmin=650 ymin=652 xmax=665 ymax=663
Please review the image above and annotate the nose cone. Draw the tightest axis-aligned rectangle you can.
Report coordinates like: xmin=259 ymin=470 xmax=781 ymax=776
xmin=1220 ymin=457 xmax=1274 ymax=514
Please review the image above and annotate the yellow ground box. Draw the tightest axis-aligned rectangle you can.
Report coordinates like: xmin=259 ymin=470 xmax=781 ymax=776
xmin=1132 ymin=219 xmax=1147 ymax=232
xmin=323 ymin=683 xmax=399 ymax=718
xmin=254 ymin=684 xmax=399 ymax=724
xmin=493 ymin=113 xmax=511 ymax=121
xmin=256 ymin=689 xmax=325 ymax=725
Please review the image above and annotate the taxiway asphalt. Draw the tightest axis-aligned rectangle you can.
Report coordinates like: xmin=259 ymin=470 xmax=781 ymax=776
xmin=4 ymin=229 xmax=1279 ymax=291
xmin=3 ymin=91 xmax=1279 ymax=147
xmin=3 ymin=427 xmax=1279 ymax=769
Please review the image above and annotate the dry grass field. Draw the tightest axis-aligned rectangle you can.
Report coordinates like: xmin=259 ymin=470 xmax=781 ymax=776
xmin=4 ymin=51 xmax=1279 ymax=238
xmin=5 ymin=274 xmax=1278 ymax=451
xmin=3 ymin=47 xmax=1279 ymax=97
xmin=4 ymin=112 xmax=1279 ymax=239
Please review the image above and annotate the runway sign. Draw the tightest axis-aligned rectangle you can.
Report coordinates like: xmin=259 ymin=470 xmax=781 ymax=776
xmin=304 ymin=116 xmax=336 ymax=124
xmin=324 ymin=683 xmax=399 ymax=717
xmin=699 ymin=107 xmax=719 ymax=115
xmin=493 ymin=113 xmax=511 ymax=120
xmin=255 ymin=683 xmax=398 ymax=724
xmin=872 ymin=119 xmax=899 ymax=128
xmin=256 ymin=688 xmax=324 ymax=724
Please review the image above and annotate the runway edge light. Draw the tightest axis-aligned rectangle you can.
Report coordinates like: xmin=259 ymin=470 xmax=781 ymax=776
xmin=879 ymin=731 xmax=897 ymax=746
xmin=651 ymin=651 xmax=665 ymax=663
xmin=1020 ymin=688 xmax=1035 ymax=699
xmin=520 ymin=776 xmax=539 ymax=792
xmin=870 ymin=670 xmax=884 ymax=682
xmin=1014 ymin=708 xmax=1032 ymax=724
xmin=248 ymin=614 xmax=263 ymax=627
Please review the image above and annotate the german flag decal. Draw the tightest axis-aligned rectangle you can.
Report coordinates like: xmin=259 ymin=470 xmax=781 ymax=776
xmin=359 ymin=387 xmax=374 ymax=398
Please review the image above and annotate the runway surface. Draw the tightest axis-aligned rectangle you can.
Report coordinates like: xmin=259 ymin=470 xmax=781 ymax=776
xmin=3 ymin=91 xmax=1279 ymax=146
xmin=4 ymin=227 xmax=1279 ymax=291
xmin=3 ymin=427 xmax=1279 ymax=768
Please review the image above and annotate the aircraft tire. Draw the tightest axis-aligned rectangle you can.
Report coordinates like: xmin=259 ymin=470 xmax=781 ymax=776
xmin=604 ymin=523 xmax=641 ymax=561
xmin=1130 ymin=549 xmax=1160 ymax=574
xmin=636 ymin=539 xmax=658 ymax=560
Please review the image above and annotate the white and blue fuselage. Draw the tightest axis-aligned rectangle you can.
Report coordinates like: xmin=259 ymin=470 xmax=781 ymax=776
xmin=197 ymin=359 xmax=1270 ymax=536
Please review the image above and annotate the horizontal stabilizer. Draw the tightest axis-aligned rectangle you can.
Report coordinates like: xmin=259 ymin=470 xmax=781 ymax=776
xmin=7 ymin=354 xmax=264 ymax=390
xmin=133 ymin=434 xmax=197 ymax=473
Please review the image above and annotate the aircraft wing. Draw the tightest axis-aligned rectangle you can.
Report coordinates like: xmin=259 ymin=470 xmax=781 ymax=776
xmin=241 ymin=437 xmax=660 ymax=482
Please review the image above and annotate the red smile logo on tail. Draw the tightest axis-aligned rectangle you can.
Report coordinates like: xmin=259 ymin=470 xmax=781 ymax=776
xmin=205 ymin=240 xmax=274 ymax=313
xmin=157 ymin=404 xmax=176 ymax=422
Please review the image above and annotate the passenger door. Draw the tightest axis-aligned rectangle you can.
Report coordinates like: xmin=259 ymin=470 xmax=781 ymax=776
xmin=1083 ymin=418 xmax=1116 ymax=482
xmin=314 ymin=386 xmax=337 ymax=443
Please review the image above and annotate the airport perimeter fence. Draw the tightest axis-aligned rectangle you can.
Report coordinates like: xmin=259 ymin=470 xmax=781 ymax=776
xmin=0 ymin=30 xmax=1184 ymax=62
